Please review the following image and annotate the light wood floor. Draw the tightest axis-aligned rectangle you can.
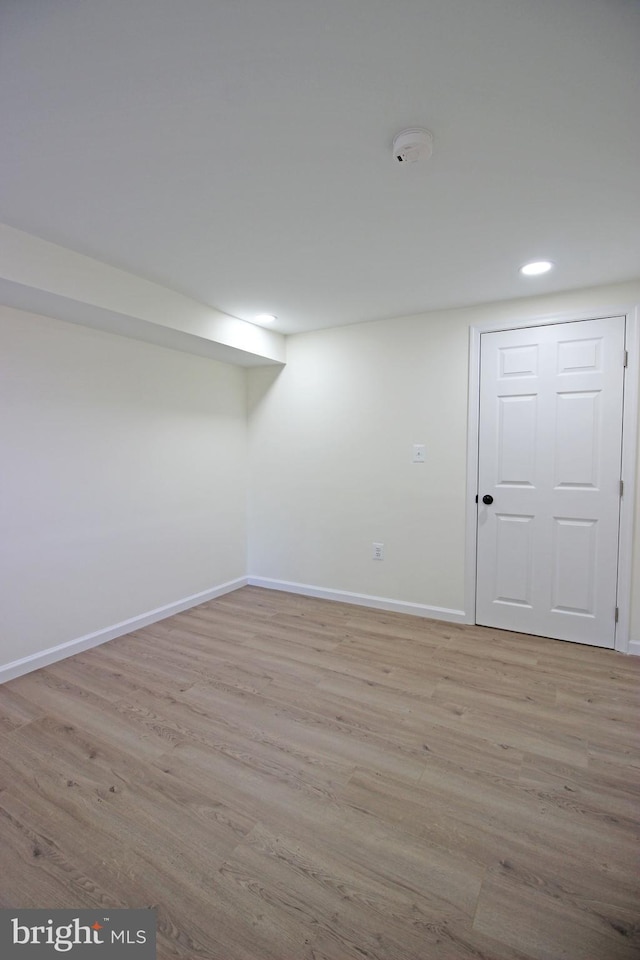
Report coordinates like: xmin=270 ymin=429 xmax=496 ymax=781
xmin=0 ymin=587 xmax=638 ymax=959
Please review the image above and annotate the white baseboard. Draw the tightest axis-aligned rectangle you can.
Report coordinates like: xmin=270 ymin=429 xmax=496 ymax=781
xmin=0 ymin=577 xmax=248 ymax=684
xmin=628 ymin=640 xmax=640 ymax=657
xmin=247 ymin=576 xmax=468 ymax=623
xmin=5 ymin=573 xmax=627 ymax=683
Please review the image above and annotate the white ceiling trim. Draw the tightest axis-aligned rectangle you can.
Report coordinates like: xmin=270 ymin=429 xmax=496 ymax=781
xmin=0 ymin=225 xmax=285 ymax=366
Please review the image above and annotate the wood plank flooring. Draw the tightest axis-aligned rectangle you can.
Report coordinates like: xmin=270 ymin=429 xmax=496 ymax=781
xmin=0 ymin=586 xmax=638 ymax=959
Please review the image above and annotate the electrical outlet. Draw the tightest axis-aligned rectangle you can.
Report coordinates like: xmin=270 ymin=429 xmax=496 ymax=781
xmin=372 ymin=542 xmax=384 ymax=560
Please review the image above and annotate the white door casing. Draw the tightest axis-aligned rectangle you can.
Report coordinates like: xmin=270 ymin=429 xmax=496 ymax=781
xmin=475 ymin=316 xmax=625 ymax=648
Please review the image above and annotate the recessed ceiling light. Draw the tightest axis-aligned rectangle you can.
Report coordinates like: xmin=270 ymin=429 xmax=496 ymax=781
xmin=254 ymin=314 xmax=277 ymax=324
xmin=520 ymin=260 xmax=554 ymax=276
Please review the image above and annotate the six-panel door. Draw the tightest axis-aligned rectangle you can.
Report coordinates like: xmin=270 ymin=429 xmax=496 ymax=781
xmin=476 ymin=317 xmax=625 ymax=647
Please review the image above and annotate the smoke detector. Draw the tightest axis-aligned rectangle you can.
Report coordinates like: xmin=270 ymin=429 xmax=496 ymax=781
xmin=393 ymin=127 xmax=433 ymax=164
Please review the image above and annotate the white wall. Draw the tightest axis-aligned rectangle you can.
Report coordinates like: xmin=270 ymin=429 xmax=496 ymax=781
xmin=0 ymin=306 xmax=248 ymax=668
xmin=248 ymin=280 xmax=640 ymax=637
xmin=248 ymin=310 xmax=469 ymax=615
xmin=3 ymin=277 xmax=639 ymax=676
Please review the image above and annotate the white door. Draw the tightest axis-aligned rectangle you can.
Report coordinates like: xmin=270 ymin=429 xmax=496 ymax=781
xmin=476 ymin=316 xmax=625 ymax=648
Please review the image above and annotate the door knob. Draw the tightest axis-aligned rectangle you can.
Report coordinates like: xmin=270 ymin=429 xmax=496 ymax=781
xmin=482 ymin=494 xmax=494 ymax=505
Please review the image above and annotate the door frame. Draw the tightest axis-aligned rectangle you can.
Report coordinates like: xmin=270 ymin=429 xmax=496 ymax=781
xmin=464 ymin=303 xmax=639 ymax=654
